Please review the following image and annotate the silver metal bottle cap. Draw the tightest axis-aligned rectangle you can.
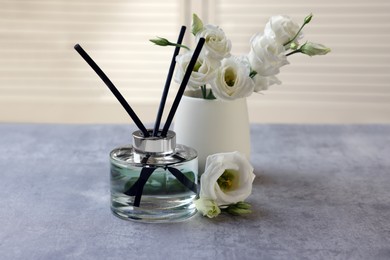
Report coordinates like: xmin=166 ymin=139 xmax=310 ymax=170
xmin=132 ymin=130 xmax=176 ymax=155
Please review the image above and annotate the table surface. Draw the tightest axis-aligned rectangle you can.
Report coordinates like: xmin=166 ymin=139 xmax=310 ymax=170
xmin=0 ymin=124 xmax=389 ymax=260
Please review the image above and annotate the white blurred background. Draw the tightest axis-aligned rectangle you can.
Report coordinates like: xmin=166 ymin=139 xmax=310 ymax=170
xmin=0 ymin=0 xmax=389 ymax=124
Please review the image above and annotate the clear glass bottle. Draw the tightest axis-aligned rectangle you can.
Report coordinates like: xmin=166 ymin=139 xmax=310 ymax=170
xmin=110 ymin=129 xmax=198 ymax=223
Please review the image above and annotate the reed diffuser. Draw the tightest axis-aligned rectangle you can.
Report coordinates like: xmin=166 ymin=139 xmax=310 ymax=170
xmin=75 ymin=27 xmax=205 ymax=222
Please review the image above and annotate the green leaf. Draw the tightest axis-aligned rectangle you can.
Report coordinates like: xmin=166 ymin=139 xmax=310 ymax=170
xmin=192 ymin=13 xmax=204 ymax=35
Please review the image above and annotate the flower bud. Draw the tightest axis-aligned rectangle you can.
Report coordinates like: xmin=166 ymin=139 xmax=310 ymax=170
xmin=300 ymin=42 xmax=331 ymax=56
xmin=289 ymin=42 xmax=299 ymax=50
xmin=194 ymin=198 xmax=221 ymax=218
xmin=235 ymin=201 xmax=252 ymax=209
xmin=304 ymin=13 xmax=313 ymax=24
xmin=226 ymin=203 xmax=252 ymax=215
xmin=149 ymin=37 xmax=170 ymax=47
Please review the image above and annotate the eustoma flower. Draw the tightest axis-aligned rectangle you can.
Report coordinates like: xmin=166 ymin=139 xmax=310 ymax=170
xmin=248 ymin=33 xmax=289 ymax=77
xmin=198 ymin=152 xmax=255 ymax=207
xmin=195 ymin=24 xmax=232 ymax=61
xmin=174 ymin=52 xmax=218 ymax=88
xmin=264 ymin=15 xmax=303 ymax=47
xmin=210 ymin=56 xmax=255 ymax=101
xmin=152 ymin=13 xmax=330 ymax=99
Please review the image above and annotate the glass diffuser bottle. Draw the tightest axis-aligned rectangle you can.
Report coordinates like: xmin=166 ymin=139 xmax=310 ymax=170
xmin=110 ymin=129 xmax=198 ymax=223
xmin=74 ymin=37 xmax=205 ymax=223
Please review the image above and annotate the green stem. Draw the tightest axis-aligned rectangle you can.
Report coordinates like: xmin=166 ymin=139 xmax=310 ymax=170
xmin=284 ymin=28 xmax=302 ymax=48
xmin=168 ymin=43 xmax=190 ymax=51
xmin=286 ymin=49 xmax=302 ymax=56
xmin=284 ymin=14 xmax=313 ymax=48
xmin=201 ymin=85 xmax=207 ymax=99
xmin=200 ymin=85 xmax=216 ymax=100
xmin=206 ymin=89 xmax=216 ymax=100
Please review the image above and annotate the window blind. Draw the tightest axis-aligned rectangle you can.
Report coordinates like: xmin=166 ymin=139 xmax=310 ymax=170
xmin=0 ymin=0 xmax=181 ymax=123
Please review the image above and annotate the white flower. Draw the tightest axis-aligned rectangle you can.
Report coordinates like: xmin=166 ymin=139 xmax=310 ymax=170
xmin=174 ymin=52 xmax=218 ymax=88
xmin=195 ymin=24 xmax=232 ymax=61
xmin=200 ymin=151 xmax=255 ymax=206
xmin=210 ymin=56 xmax=255 ymax=101
xmin=248 ymin=33 xmax=289 ymax=77
xmin=264 ymin=15 xmax=302 ymax=46
xmin=253 ymin=74 xmax=281 ymax=92
xmin=194 ymin=198 xmax=221 ymax=218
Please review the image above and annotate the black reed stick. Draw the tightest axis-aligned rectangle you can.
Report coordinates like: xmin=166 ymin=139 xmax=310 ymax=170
xmin=74 ymin=44 xmax=149 ymax=137
xmin=161 ymin=38 xmax=205 ymax=137
xmin=152 ymin=26 xmax=186 ymax=137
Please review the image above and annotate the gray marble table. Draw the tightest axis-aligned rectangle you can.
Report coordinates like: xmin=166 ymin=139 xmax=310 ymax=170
xmin=0 ymin=124 xmax=389 ymax=260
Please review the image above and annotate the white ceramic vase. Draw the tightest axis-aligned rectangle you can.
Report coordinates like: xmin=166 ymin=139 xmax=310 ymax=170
xmin=173 ymin=90 xmax=251 ymax=173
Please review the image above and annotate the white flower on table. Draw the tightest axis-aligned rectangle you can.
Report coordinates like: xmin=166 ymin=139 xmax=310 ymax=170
xmin=199 ymin=151 xmax=255 ymax=206
xmin=210 ymin=56 xmax=255 ymax=101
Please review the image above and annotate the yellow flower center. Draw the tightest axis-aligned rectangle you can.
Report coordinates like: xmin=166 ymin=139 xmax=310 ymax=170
xmin=217 ymin=169 xmax=239 ymax=192
xmin=193 ymin=61 xmax=202 ymax=72
xmin=224 ymin=67 xmax=236 ymax=87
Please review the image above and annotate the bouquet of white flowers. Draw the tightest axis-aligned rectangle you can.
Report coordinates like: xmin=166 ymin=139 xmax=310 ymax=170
xmin=151 ymin=13 xmax=330 ymax=101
